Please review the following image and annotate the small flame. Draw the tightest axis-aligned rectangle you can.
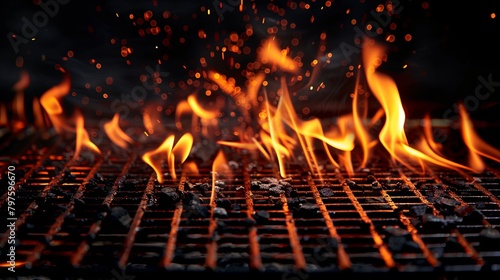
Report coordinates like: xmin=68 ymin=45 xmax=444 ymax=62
xmin=142 ymin=133 xmax=194 ymax=183
xmin=258 ymin=38 xmax=298 ymax=73
xmin=187 ymin=93 xmax=219 ymax=119
xmin=40 ymin=75 xmax=74 ymax=134
xmin=12 ymin=70 xmax=30 ymax=92
xmin=74 ymin=112 xmax=101 ymax=160
xmin=187 ymin=93 xmax=219 ymax=138
xmin=142 ymin=135 xmax=175 ymax=184
xmin=211 ymin=149 xmax=231 ymax=206
xmin=247 ymin=72 xmax=265 ymax=107
xmin=143 ymin=111 xmax=156 ymax=135
xmin=170 ymin=132 xmax=194 ymax=180
xmin=208 ymin=71 xmax=235 ymax=94
xmin=459 ymin=103 xmax=500 ymax=169
xmin=422 ymin=114 xmax=444 ymax=156
xmin=104 ymin=113 xmax=134 ymax=149
xmin=182 ymin=161 xmax=199 ymax=175
xmin=33 ymin=97 xmax=48 ymax=129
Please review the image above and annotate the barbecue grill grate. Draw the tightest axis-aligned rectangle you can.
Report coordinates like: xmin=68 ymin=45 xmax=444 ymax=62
xmin=1 ymin=125 xmax=500 ymax=280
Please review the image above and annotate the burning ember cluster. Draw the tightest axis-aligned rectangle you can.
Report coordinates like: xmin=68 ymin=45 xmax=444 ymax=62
xmin=2 ymin=1 xmax=500 ymax=184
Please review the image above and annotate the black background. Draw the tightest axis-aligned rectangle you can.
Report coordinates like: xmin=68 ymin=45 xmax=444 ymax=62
xmin=0 ymin=0 xmax=498 ymax=125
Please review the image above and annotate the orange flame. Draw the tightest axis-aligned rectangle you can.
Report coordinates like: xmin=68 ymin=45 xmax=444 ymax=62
xmin=208 ymin=71 xmax=235 ymax=94
xmin=175 ymin=100 xmax=193 ymax=130
xmin=142 ymin=135 xmax=175 ymax=183
xmin=211 ymin=149 xmax=231 ymax=206
xmin=12 ymin=70 xmax=30 ymax=92
xmin=74 ymin=112 xmax=101 ymax=160
xmin=247 ymin=72 xmax=265 ymax=107
xmin=170 ymin=132 xmax=194 ymax=180
xmin=142 ymin=133 xmax=193 ymax=183
xmin=262 ymin=88 xmax=291 ymax=178
xmin=0 ymin=103 xmax=7 ymax=127
xmin=187 ymin=93 xmax=219 ymax=119
xmin=422 ymin=114 xmax=445 ymax=156
xmin=352 ymin=72 xmax=373 ymax=168
xmin=183 ymin=161 xmax=199 ymax=175
xmin=33 ymin=97 xmax=48 ymax=129
xmin=459 ymin=103 xmax=500 ymax=170
xmin=335 ymin=114 xmax=356 ymax=176
xmin=187 ymin=93 xmax=219 ymax=139
xmin=258 ymin=38 xmax=298 ymax=73
xmin=104 ymin=113 xmax=134 ymax=149
xmin=40 ymin=75 xmax=74 ymax=134
xmin=363 ymin=43 xmax=476 ymax=172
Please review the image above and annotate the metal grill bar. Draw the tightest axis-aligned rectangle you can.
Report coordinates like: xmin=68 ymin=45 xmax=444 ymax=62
xmin=117 ymin=173 xmax=156 ymax=269
xmin=334 ymin=169 xmax=397 ymax=269
xmin=1 ymin=143 xmax=76 ymax=249
xmin=370 ymin=170 xmax=440 ymax=268
xmin=306 ymin=175 xmax=351 ymax=270
xmin=0 ymin=140 xmax=58 ymax=209
xmin=280 ymin=192 xmax=307 ymax=270
xmin=1 ymin=128 xmax=500 ymax=279
xmin=399 ymin=172 xmax=486 ymax=267
xmin=70 ymin=153 xmax=137 ymax=266
xmin=25 ymin=156 xmax=104 ymax=267
xmin=243 ymin=158 xmax=263 ymax=270
xmin=205 ymin=171 xmax=219 ymax=269
xmin=162 ymin=174 xmax=187 ymax=267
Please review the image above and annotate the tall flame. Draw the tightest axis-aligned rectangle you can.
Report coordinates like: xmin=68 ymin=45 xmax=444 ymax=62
xmin=363 ymin=43 xmax=477 ymax=173
xmin=352 ymin=71 xmax=373 ymax=168
xmin=104 ymin=113 xmax=134 ymax=149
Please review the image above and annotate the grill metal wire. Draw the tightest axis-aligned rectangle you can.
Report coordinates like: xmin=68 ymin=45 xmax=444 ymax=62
xmin=1 ymin=125 xmax=500 ymax=280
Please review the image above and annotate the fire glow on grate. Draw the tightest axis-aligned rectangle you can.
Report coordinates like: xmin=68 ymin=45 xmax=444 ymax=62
xmin=1 ymin=1 xmax=500 ymax=279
